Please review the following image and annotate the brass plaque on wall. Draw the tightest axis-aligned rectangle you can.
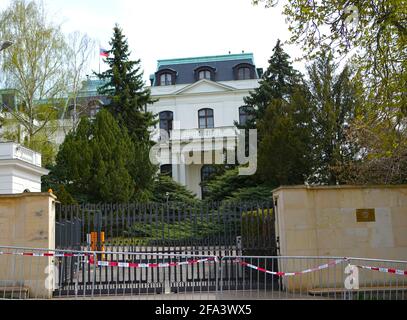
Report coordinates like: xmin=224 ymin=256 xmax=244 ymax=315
xmin=356 ymin=209 xmax=376 ymax=222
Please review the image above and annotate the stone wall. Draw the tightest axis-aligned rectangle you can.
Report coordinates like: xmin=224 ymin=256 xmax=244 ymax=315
xmin=0 ymin=193 xmax=56 ymax=298
xmin=272 ymin=185 xmax=407 ymax=291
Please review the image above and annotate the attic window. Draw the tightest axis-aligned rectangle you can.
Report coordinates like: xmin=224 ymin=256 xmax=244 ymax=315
xmin=238 ymin=67 xmax=251 ymax=80
xmin=233 ymin=63 xmax=255 ymax=80
xmin=199 ymin=70 xmax=211 ymax=80
xmin=160 ymin=73 xmax=173 ymax=86
xmin=155 ymin=69 xmax=177 ymax=86
xmin=194 ymin=66 xmax=216 ymax=82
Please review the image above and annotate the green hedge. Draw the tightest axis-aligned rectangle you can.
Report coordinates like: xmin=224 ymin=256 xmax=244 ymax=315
xmin=241 ymin=208 xmax=276 ymax=256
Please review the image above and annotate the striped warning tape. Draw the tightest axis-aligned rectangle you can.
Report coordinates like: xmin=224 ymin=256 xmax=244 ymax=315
xmin=235 ymin=258 xmax=348 ymax=277
xmin=356 ymin=265 xmax=407 ymax=276
xmin=2 ymin=250 xmax=406 ymax=276
xmin=0 ymin=251 xmax=90 ymax=257
xmin=89 ymin=257 xmax=216 ymax=269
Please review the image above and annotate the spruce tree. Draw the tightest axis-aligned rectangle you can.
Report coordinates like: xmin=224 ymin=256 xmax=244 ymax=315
xmin=96 ymin=24 xmax=156 ymax=143
xmin=307 ymin=50 xmax=360 ymax=185
xmin=96 ymin=24 xmax=158 ymax=199
xmin=238 ymin=40 xmax=303 ymax=130
xmin=257 ymin=85 xmax=314 ymax=187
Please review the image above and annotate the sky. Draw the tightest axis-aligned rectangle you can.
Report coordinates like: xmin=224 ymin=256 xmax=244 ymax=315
xmin=0 ymin=0 xmax=305 ymax=83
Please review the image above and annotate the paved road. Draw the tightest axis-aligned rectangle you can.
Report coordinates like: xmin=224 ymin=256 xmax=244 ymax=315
xmin=52 ymin=291 xmax=330 ymax=300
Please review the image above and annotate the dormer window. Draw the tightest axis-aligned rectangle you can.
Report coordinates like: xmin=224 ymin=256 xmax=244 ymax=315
xmin=199 ymin=70 xmax=211 ymax=80
xmin=194 ymin=66 xmax=216 ymax=82
xmin=160 ymin=73 xmax=172 ymax=86
xmin=155 ymin=68 xmax=177 ymax=86
xmin=238 ymin=67 xmax=251 ymax=80
xmin=233 ymin=63 xmax=255 ymax=80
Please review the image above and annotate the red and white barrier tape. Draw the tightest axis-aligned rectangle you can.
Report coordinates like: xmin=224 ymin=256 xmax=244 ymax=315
xmin=2 ymin=251 xmax=406 ymax=276
xmin=0 ymin=251 xmax=90 ymax=257
xmin=236 ymin=258 xmax=348 ymax=277
xmin=356 ymin=265 xmax=407 ymax=276
xmin=0 ymin=251 xmax=215 ymax=269
xmin=89 ymin=257 xmax=215 ymax=269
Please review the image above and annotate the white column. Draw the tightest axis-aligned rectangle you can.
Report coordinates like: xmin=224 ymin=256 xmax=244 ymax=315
xmin=172 ymin=164 xmax=180 ymax=184
xmin=179 ymin=163 xmax=187 ymax=186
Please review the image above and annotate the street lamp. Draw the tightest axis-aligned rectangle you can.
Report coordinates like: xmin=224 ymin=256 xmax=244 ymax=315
xmin=0 ymin=41 xmax=13 ymax=52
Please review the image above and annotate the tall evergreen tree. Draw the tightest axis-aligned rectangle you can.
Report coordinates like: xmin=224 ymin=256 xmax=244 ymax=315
xmin=307 ymin=50 xmax=361 ymax=184
xmin=96 ymin=25 xmax=158 ymax=198
xmin=96 ymin=24 xmax=156 ymax=143
xmin=238 ymin=40 xmax=303 ymax=131
xmin=44 ymin=109 xmax=136 ymax=203
xmin=257 ymin=84 xmax=314 ymax=187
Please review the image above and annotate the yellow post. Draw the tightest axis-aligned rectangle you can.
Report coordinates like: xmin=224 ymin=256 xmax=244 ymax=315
xmin=100 ymin=231 xmax=106 ymax=261
xmin=91 ymin=232 xmax=98 ymax=252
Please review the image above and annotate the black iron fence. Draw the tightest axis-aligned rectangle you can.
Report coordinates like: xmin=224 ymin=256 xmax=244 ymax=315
xmin=55 ymin=201 xmax=277 ymax=295
xmin=56 ymin=218 xmax=82 ymax=250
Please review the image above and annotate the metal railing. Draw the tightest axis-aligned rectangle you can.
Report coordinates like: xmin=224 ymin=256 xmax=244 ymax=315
xmin=0 ymin=246 xmax=218 ymax=300
xmin=219 ymin=256 xmax=407 ymax=300
xmin=55 ymin=201 xmax=277 ymax=261
xmin=1 ymin=246 xmax=406 ymax=300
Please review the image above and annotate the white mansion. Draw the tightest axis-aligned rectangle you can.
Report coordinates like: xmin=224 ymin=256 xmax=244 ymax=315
xmin=148 ymin=53 xmax=261 ymax=198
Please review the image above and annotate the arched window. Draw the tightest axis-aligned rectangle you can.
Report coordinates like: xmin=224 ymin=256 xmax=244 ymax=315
xmin=155 ymin=68 xmax=177 ymax=86
xmin=198 ymin=108 xmax=214 ymax=129
xmin=233 ymin=63 xmax=255 ymax=80
xmin=238 ymin=67 xmax=251 ymax=80
xmin=239 ymin=106 xmax=254 ymax=126
xmin=160 ymin=164 xmax=172 ymax=177
xmin=160 ymin=73 xmax=173 ymax=86
xmin=194 ymin=66 xmax=216 ymax=82
xmin=159 ymin=111 xmax=173 ymax=134
xmin=201 ymin=165 xmax=216 ymax=199
xmin=199 ymin=70 xmax=211 ymax=80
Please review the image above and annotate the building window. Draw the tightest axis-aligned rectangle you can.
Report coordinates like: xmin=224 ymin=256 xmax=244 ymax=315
xmin=239 ymin=106 xmax=254 ymax=126
xmin=159 ymin=111 xmax=173 ymax=135
xmin=201 ymin=165 xmax=216 ymax=199
xmin=198 ymin=108 xmax=214 ymax=129
xmin=198 ymin=70 xmax=211 ymax=80
xmin=238 ymin=67 xmax=251 ymax=80
xmin=194 ymin=66 xmax=216 ymax=82
xmin=160 ymin=73 xmax=173 ymax=86
xmin=156 ymin=69 xmax=177 ymax=86
xmin=233 ymin=63 xmax=255 ymax=80
xmin=160 ymin=165 xmax=172 ymax=177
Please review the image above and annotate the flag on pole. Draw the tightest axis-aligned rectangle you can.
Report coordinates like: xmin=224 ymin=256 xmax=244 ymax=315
xmin=100 ymin=48 xmax=109 ymax=57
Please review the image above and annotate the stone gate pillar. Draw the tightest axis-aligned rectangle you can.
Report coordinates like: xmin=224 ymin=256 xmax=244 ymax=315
xmin=0 ymin=193 xmax=57 ymax=298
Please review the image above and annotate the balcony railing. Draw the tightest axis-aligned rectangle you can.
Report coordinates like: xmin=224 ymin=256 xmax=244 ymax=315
xmin=152 ymin=126 xmax=238 ymax=143
xmin=0 ymin=142 xmax=42 ymax=167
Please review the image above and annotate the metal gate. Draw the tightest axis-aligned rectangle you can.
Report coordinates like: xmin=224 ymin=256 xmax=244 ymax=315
xmin=54 ymin=201 xmax=277 ymax=296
